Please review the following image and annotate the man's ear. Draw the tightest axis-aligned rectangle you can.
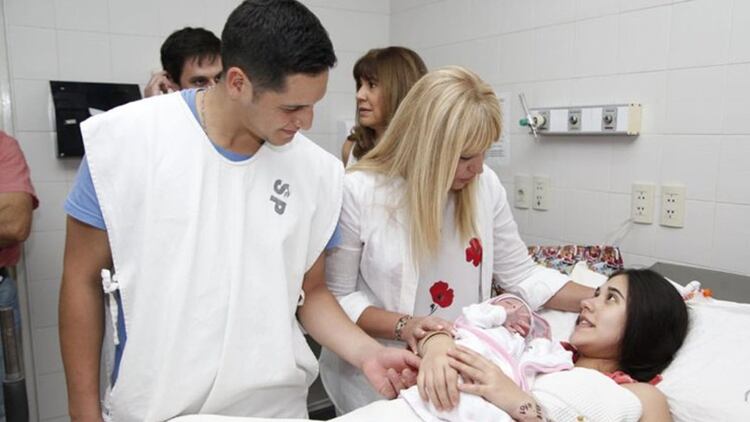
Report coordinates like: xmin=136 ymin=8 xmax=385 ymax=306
xmin=225 ymin=66 xmax=253 ymax=100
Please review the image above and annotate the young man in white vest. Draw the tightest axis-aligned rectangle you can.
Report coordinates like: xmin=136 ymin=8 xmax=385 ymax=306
xmin=59 ymin=1 xmax=420 ymax=420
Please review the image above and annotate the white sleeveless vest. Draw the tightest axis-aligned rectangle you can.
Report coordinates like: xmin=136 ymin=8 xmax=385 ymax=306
xmin=82 ymin=93 xmax=343 ymax=421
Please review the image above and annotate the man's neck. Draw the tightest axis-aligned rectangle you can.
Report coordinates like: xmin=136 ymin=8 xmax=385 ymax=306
xmin=202 ymin=86 xmax=265 ymax=156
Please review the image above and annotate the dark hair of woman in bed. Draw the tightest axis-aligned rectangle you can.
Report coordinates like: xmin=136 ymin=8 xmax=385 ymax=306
xmin=616 ymin=268 xmax=689 ymax=382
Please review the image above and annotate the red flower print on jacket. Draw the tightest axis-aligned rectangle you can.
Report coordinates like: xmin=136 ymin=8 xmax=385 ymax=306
xmin=466 ymin=237 xmax=484 ymax=298
xmin=465 ymin=238 xmax=482 ymax=267
xmin=428 ymin=281 xmax=454 ymax=314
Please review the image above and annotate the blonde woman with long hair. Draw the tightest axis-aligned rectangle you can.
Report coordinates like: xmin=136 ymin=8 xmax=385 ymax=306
xmin=341 ymin=46 xmax=427 ymax=166
xmin=319 ymin=66 xmax=592 ymax=413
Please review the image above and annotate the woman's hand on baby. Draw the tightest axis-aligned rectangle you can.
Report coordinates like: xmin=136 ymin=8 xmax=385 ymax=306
xmin=403 ymin=316 xmax=453 ymax=352
xmin=417 ymin=334 xmax=460 ymax=411
xmin=447 ymin=346 xmax=530 ymax=413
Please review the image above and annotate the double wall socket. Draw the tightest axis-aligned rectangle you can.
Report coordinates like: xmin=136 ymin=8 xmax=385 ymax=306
xmin=631 ymin=183 xmax=655 ymax=224
xmin=514 ymin=174 xmax=533 ymax=209
xmin=533 ymin=176 xmax=550 ymax=211
xmin=660 ymin=185 xmax=686 ymax=228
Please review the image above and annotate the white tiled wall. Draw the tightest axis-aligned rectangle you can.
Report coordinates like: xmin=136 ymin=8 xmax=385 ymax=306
xmin=3 ymin=0 xmax=389 ymax=419
xmin=391 ymin=0 xmax=750 ymax=276
xmin=7 ymin=0 xmax=749 ymax=419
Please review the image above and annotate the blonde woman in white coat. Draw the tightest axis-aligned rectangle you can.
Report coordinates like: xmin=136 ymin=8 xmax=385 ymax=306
xmin=319 ymin=66 xmax=593 ymax=414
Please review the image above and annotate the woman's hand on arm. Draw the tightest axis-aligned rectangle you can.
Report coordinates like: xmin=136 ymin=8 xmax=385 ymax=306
xmin=417 ymin=332 xmax=460 ymax=411
xmin=356 ymin=308 xmax=452 ymax=349
xmin=403 ymin=315 xmax=453 ymax=351
xmin=448 ymin=346 xmax=547 ymax=421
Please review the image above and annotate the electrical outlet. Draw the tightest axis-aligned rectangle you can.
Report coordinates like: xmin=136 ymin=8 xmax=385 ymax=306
xmin=514 ymin=174 xmax=532 ymax=209
xmin=660 ymin=185 xmax=686 ymax=228
xmin=631 ymin=183 xmax=655 ymax=224
xmin=533 ymin=176 xmax=551 ymax=211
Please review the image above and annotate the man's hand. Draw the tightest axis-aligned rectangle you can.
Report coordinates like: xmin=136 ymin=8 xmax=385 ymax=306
xmin=143 ymin=71 xmax=179 ymax=97
xmin=361 ymin=346 xmax=420 ymax=399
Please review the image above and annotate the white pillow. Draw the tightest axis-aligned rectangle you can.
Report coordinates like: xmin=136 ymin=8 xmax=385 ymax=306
xmin=538 ymin=263 xmax=750 ymax=421
xmin=659 ymin=298 xmax=750 ymax=421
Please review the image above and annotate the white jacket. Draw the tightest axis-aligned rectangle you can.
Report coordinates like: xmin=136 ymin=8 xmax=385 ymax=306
xmin=319 ymin=167 xmax=570 ymax=413
xmin=83 ymin=93 xmax=343 ymax=421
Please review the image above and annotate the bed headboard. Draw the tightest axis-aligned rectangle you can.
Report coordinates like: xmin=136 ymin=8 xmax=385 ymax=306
xmin=650 ymin=262 xmax=750 ymax=303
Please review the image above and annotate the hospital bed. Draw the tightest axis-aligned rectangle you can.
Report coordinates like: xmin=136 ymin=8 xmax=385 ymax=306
xmin=172 ymin=260 xmax=750 ymax=422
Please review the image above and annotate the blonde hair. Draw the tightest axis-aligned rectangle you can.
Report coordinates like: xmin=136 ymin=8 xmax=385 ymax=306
xmin=352 ymin=66 xmax=502 ymax=263
xmin=349 ymin=46 xmax=427 ymax=160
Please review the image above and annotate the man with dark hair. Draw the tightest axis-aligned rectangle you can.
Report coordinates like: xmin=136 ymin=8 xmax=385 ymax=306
xmin=144 ymin=27 xmax=222 ymax=97
xmin=60 ymin=1 xmax=419 ymax=420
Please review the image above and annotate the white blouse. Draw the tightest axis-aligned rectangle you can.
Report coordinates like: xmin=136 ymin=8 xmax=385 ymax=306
xmin=412 ymin=195 xmax=482 ymax=322
xmin=326 ymin=166 xmax=569 ymax=321
xmin=320 ymin=166 xmax=571 ymax=413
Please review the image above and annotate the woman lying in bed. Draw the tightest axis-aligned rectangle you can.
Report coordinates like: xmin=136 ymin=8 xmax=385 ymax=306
xmin=171 ymin=270 xmax=692 ymax=422
xmin=409 ymin=268 xmax=689 ymax=422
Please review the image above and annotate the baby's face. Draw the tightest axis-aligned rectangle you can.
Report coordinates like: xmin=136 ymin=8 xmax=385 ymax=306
xmin=498 ymin=297 xmax=532 ymax=336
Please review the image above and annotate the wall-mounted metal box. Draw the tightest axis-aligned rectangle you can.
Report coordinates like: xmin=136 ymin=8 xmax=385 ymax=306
xmin=50 ymin=81 xmax=142 ymax=158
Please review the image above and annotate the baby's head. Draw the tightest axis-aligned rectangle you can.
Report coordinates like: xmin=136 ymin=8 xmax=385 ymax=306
xmin=495 ymin=296 xmax=532 ymax=336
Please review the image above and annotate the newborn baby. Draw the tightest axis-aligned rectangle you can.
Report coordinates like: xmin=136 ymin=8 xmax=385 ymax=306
xmin=401 ymin=294 xmax=573 ymax=422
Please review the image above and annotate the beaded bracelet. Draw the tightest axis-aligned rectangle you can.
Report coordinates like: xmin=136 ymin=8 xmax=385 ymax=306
xmin=394 ymin=314 xmax=412 ymax=341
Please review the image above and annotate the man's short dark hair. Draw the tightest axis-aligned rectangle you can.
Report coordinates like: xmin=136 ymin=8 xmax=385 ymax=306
xmin=161 ymin=27 xmax=221 ymax=85
xmin=221 ymin=0 xmax=337 ymax=93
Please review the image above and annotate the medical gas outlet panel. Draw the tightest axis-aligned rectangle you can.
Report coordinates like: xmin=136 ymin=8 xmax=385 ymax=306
xmin=520 ymin=103 xmax=642 ymax=136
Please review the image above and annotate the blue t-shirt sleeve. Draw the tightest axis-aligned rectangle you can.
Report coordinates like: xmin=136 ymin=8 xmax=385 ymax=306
xmin=64 ymin=156 xmax=106 ymax=230
xmin=325 ymin=224 xmax=341 ymax=250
